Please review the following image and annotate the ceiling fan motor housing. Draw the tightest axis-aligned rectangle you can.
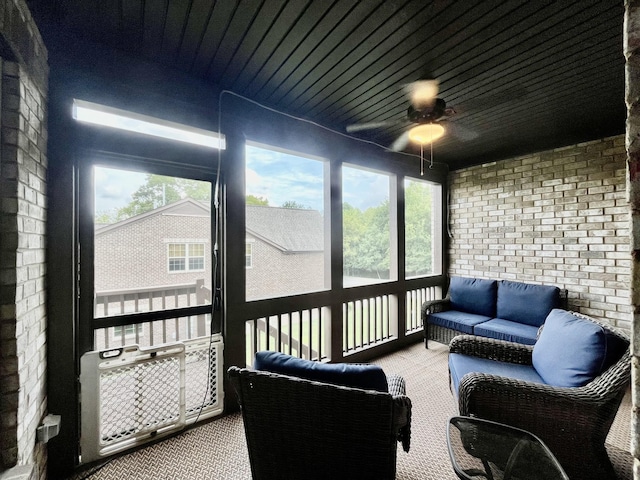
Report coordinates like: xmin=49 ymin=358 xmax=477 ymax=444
xmin=408 ymin=98 xmax=447 ymax=123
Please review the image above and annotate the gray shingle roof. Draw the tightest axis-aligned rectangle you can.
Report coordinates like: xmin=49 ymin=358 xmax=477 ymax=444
xmin=246 ymin=206 xmax=324 ymax=253
xmin=97 ymin=199 xmax=324 ymax=253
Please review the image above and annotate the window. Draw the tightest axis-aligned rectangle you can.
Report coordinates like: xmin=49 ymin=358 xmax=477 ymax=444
xmin=404 ymin=178 xmax=442 ymax=278
xmin=93 ymin=166 xmax=212 ymax=319
xmin=245 ymin=241 xmax=253 ymax=268
xmin=245 ymin=142 xmax=329 ymax=301
xmin=168 ymin=243 xmax=205 ymax=272
xmin=342 ymin=165 xmax=394 ymax=286
xmin=113 ymin=324 xmax=136 ymax=338
xmin=73 ymin=99 xmax=225 ymax=149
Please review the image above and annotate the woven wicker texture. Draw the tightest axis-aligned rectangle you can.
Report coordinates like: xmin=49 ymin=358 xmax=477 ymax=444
xmin=228 ymin=366 xmax=410 ymax=480
xmin=450 ymin=311 xmax=632 ymax=480
xmin=70 ymin=342 xmax=631 ymax=480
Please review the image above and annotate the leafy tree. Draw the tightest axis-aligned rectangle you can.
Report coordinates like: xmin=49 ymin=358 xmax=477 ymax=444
xmin=341 ymin=182 xmax=433 ymax=279
xmin=95 ymin=210 xmax=118 ymax=224
xmin=405 ymin=181 xmax=432 ymax=276
xmin=281 ymin=200 xmax=309 ymax=209
xmin=111 ymin=175 xmax=211 ymax=221
xmin=246 ymin=194 xmax=269 ymax=206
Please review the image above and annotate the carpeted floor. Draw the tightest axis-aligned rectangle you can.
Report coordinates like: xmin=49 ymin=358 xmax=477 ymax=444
xmin=70 ymin=341 xmax=632 ymax=480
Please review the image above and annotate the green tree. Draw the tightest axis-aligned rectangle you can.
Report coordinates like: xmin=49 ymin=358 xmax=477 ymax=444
xmin=281 ymin=200 xmax=309 ymax=209
xmin=246 ymin=194 xmax=269 ymax=206
xmin=404 ymin=181 xmax=432 ymax=276
xmin=115 ymin=174 xmax=210 ymax=221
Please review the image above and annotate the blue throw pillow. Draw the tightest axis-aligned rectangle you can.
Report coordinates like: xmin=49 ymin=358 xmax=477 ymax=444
xmin=449 ymin=276 xmax=497 ymax=317
xmin=497 ymin=280 xmax=559 ymax=327
xmin=253 ymin=351 xmax=389 ymax=392
xmin=532 ymin=309 xmax=627 ymax=387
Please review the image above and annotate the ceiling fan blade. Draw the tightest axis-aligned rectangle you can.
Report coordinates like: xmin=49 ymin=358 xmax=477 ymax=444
xmin=445 ymin=122 xmax=479 ymax=141
xmin=390 ymin=131 xmax=410 ymax=151
xmin=405 ymin=79 xmax=439 ymax=109
xmin=345 ymin=120 xmax=398 ymax=133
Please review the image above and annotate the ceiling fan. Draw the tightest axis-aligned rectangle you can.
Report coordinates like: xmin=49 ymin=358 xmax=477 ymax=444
xmin=345 ymin=79 xmax=477 ymax=151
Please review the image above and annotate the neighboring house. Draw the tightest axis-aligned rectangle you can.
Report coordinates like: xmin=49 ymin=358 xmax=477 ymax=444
xmin=94 ymin=199 xmax=326 ymax=310
xmin=245 ymin=205 xmax=327 ymax=301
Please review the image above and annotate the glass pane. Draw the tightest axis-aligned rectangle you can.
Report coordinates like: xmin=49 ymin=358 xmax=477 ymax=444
xmin=405 ymin=178 xmax=437 ymax=278
xmin=342 ymin=166 xmax=392 ymax=286
xmin=94 ymin=166 xmax=212 ymax=318
xmin=245 ymin=143 xmax=329 ymax=301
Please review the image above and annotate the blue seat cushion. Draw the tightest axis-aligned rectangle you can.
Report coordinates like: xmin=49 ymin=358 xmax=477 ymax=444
xmin=429 ymin=310 xmax=493 ymax=334
xmin=449 ymin=277 xmax=497 ymax=317
xmin=496 ymin=280 xmax=560 ymax=327
xmin=253 ymin=351 xmax=389 ymax=392
xmin=449 ymin=353 xmax=545 ymax=398
xmin=473 ymin=318 xmax=540 ymax=345
xmin=532 ymin=309 xmax=629 ymax=388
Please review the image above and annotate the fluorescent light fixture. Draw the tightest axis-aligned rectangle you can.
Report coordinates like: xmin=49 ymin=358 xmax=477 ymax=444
xmin=408 ymin=123 xmax=445 ymax=144
xmin=72 ymin=99 xmax=225 ymax=149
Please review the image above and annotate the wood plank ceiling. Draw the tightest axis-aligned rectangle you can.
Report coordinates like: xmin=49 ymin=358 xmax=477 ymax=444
xmin=28 ymin=0 xmax=625 ymax=170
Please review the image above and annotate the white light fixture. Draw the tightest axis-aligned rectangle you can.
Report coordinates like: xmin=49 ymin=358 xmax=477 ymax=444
xmin=72 ymin=99 xmax=225 ymax=150
xmin=408 ymin=123 xmax=445 ymax=144
xmin=408 ymin=123 xmax=445 ymax=175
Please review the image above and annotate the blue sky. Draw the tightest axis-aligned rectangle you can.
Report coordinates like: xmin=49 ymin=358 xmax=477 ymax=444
xmin=246 ymin=144 xmax=389 ymax=212
xmin=94 ymin=147 xmax=389 ymax=214
xmin=94 ymin=166 xmax=148 ymax=213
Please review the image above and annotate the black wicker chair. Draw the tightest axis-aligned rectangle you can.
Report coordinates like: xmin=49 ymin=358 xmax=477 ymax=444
xmin=448 ymin=312 xmax=630 ymax=480
xmin=228 ymin=366 xmax=411 ymax=480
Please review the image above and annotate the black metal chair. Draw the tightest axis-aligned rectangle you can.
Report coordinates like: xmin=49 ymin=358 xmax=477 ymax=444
xmin=228 ymin=366 xmax=411 ymax=480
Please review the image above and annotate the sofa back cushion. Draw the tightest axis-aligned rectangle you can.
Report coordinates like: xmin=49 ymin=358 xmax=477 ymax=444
xmin=496 ymin=280 xmax=559 ymax=327
xmin=532 ymin=309 xmax=629 ymax=387
xmin=254 ymin=351 xmax=389 ymax=392
xmin=449 ymin=276 xmax=497 ymax=317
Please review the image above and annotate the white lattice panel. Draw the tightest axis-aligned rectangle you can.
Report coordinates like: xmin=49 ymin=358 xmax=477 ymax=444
xmin=80 ymin=335 xmax=223 ymax=463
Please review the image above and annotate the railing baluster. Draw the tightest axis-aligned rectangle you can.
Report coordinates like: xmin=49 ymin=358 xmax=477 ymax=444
xmin=296 ymin=311 xmax=302 ymax=358
xmin=162 ymin=318 xmax=167 ymax=343
xmin=288 ymin=313 xmax=293 ymax=355
xmin=357 ymin=300 xmax=365 ymax=348
xmin=277 ymin=314 xmax=283 ymax=352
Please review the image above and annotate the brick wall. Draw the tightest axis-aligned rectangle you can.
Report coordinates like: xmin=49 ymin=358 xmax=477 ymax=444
xmin=0 ymin=1 xmax=48 ymax=478
xmin=246 ymin=234 xmax=326 ymax=301
xmin=448 ymin=135 xmax=630 ymax=330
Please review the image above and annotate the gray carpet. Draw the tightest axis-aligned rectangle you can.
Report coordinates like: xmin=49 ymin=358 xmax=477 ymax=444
xmin=71 ymin=341 xmax=632 ymax=480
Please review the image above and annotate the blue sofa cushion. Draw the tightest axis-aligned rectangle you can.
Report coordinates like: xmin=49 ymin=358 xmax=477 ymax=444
xmin=449 ymin=353 xmax=545 ymax=398
xmin=532 ymin=309 xmax=628 ymax=388
xmin=429 ymin=310 xmax=493 ymax=334
xmin=473 ymin=318 xmax=540 ymax=345
xmin=496 ymin=280 xmax=559 ymax=327
xmin=449 ymin=277 xmax=497 ymax=317
xmin=254 ymin=351 xmax=389 ymax=392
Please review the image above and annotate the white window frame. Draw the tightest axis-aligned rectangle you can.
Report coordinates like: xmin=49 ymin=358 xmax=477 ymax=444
xmin=167 ymin=242 xmax=206 ymax=273
xmin=112 ymin=324 xmax=137 ymax=340
xmin=245 ymin=241 xmax=254 ymax=269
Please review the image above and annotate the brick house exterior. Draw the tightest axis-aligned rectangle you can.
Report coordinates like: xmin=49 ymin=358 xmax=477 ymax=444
xmin=95 ymin=199 xmax=325 ymax=304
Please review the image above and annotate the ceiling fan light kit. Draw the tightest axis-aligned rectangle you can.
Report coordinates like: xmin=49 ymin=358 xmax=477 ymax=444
xmin=408 ymin=123 xmax=445 ymax=144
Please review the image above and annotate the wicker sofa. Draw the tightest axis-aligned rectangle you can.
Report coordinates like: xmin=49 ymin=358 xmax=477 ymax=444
xmin=422 ymin=276 xmax=568 ymax=347
xmin=228 ymin=352 xmax=411 ymax=480
xmin=448 ymin=310 xmax=630 ymax=480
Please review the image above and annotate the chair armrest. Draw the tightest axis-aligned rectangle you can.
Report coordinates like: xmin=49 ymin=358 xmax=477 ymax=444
xmin=458 ymin=373 xmax=611 ymax=432
xmin=449 ymin=335 xmax=534 ymax=365
xmin=387 ymin=374 xmax=411 ymax=452
xmin=421 ymin=296 xmax=451 ymax=319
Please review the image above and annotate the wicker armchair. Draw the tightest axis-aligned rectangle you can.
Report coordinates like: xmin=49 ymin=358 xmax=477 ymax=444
xmin=449 ymin=313 xmax=630 ymax=480
xmin=228 ymin=366 xmax=411 ymax=480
